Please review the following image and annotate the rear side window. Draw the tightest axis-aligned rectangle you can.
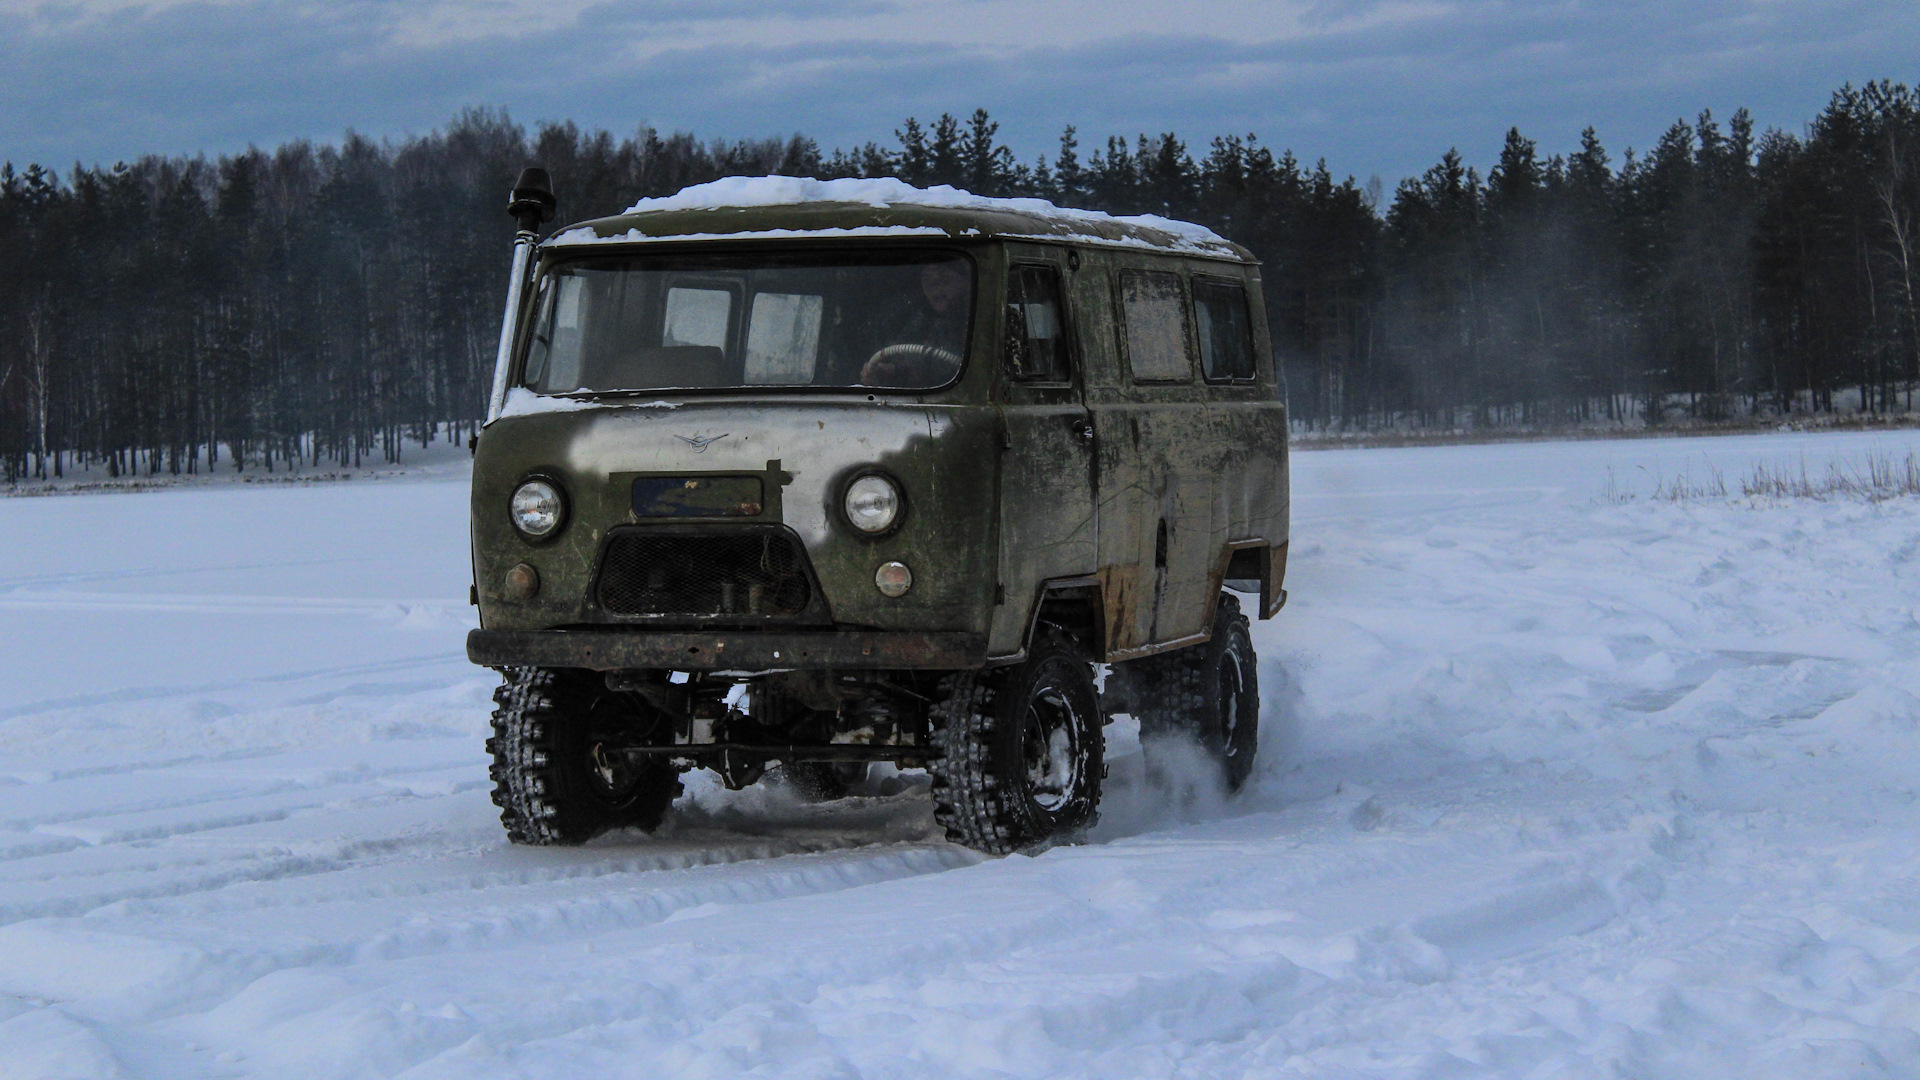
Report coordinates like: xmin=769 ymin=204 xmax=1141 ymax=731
xmin=1120 ymin=270 xmax=1192 ymax=382
xmin=744 ymin=293 xmax=823 ymax=383
xmin=1193 ymin=278 xmax=1256 ymax=382
xmin=1004 ymin=264 xmax=1070 ymax=382
xmin=662 ymin=285 xmax=734 ymax=350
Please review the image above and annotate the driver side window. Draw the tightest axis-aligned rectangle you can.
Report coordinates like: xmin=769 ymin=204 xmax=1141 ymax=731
xmin=1004 ymin=264 xmax=1070 ymax=383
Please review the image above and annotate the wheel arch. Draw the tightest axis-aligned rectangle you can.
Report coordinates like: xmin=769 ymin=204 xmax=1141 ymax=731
xmin=992 ymin=576 xmax=1105 ymax=665
xmin=1217 ymin=538 xmax=1288 ymax=620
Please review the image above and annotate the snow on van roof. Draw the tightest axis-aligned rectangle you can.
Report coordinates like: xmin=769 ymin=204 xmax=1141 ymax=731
xmin=562 ymin=175 xmax=1241 ymax=257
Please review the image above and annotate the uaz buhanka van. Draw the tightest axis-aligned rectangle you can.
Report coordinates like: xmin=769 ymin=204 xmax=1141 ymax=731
xmin=467 ymin=172 xmax=1289 ymax=854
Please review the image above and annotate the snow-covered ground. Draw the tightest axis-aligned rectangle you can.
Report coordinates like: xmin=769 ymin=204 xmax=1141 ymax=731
xmin=3 ymin=429 xmax=1920 ymax=1079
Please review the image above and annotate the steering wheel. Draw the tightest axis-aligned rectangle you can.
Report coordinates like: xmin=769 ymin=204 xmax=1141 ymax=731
xmin=860 ymin=343 xmax=962 ymax=385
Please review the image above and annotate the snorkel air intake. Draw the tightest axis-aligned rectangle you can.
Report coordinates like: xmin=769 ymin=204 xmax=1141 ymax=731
xmin=485 ymin=167 xmax=557 ymax=425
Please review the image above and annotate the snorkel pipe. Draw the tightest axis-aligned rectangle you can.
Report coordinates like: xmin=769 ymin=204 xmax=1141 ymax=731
xmin=484 ymin=167 xmax=557 ymax=425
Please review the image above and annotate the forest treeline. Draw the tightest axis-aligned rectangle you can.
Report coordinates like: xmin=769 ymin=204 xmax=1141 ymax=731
xmin=2 ymin=81 xmax=1918 ymax=479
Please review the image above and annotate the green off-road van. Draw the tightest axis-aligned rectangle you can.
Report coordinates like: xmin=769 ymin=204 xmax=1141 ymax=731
xmin=467 ymin=172 xmax=1289 ymax=854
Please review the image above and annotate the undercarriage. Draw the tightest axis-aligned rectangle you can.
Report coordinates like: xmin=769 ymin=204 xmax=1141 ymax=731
xmin=481 ymin=595 xmax=1259 ymax=856
xmin=595 ymin=666 xmax=947 ymax=790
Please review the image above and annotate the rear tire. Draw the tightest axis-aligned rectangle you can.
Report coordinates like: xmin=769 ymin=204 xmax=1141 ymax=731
xmin=487 ymin=667 xmax=682 ymax=845
xmin=930 ymin=630 xmax=1103 ymax=855
xmin=1133 ymin=593 xmax=1260 ymax=791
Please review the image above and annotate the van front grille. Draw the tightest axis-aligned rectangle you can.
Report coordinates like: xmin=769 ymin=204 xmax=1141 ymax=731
xmin=596 ymin=530 xmax=814 ymax=618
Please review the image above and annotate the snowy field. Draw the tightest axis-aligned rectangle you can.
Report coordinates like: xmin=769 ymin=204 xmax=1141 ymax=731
xmin=3 ymin=429 xmax=1920 ymax=1079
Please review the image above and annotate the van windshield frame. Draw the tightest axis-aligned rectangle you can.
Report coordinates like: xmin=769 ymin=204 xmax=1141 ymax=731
xmin=516 ymin=246 xmax=976 ymax=396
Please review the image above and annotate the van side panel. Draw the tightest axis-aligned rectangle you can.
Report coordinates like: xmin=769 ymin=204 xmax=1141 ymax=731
xmin=1076 ymin=252 xmax=1289 ymax=660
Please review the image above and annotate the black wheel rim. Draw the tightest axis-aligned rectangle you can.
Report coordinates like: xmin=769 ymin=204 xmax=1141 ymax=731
xmin=1022 ymin=685 xmax=1083 ymax=812
xmin=584 ymin=696 xmax=645 ymax=804
xmin=588 ymin=740 xmax=638 ymax=801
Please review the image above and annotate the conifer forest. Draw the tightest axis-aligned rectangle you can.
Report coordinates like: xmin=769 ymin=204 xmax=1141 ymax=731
xmin=2 ymin=81 xmax=1918 ymax=479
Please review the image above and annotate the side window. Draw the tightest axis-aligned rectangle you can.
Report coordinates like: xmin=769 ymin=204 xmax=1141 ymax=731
xmin=524 ymin=272 xmax=588 ymax=391
xmin=662 ymin=286 xmax=733 ymax=350
xmin=1120 ymin=269 xmax=1192 ymax=382
xmin=1193 ymin=278 xmax=1256 ymax=382
xmin=745 ymin=292 xmax=823 ymax=384
xmin=1003 ymin=264 xmax=1070 ymax=382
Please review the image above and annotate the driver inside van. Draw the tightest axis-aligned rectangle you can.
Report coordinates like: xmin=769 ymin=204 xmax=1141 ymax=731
xmin=858 ymin=260 xmax=969 ymax=386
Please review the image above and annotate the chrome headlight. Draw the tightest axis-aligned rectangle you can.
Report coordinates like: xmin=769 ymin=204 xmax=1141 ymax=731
xmin=510 ymin=479 xmax=566 ymax=539
xmin=843 ymin=474 xmax=902 ymax=534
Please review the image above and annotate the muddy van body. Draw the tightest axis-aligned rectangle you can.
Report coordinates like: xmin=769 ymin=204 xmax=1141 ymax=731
xmin=468 ymin=175 xmax=1288 ymax=854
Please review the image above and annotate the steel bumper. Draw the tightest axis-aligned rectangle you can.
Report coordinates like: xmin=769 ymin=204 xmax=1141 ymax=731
xmin=467 ymin=628 xmax=986 ymax=671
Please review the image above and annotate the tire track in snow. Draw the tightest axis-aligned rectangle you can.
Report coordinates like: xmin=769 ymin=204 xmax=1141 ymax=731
xmin=0 ymin=592 xmax=463 ymax=617
xmin=0 ymin=750 xmax=483 ymax=831
xmin=0 ymin=652 xmax=473 ymax=721
xmin=0 ymin=555 xmax=363 ymax=593
xmin=296 ymin=793 xmax=1660 ymax=1080
xmin=0 ymin=834 xmax=984 ymax=1039
xmin=0 ymin=763 xmax=976 ymax=931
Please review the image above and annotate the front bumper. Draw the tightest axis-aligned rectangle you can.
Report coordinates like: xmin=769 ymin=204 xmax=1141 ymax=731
xmin=467 ymin=628 xmax=986 ymax=672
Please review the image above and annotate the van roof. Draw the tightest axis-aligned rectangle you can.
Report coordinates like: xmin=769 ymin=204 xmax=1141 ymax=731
xmin=540 ymin=177 xmax=1254 ymax=263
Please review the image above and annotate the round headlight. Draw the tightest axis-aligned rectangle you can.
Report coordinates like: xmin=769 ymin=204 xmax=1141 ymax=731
xmin=843 ymin=474 xmax=902 ymax=534
xmin=510 ymin=479 xmax=565 ymax=539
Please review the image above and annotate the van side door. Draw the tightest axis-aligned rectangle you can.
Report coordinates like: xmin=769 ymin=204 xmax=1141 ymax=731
xmin=1073 ymin=258 xmax=1201 ymax=656
xmin=987 ymin=249 xmax=1097 ymax=655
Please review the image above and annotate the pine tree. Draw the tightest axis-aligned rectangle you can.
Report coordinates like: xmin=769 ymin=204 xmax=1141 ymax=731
xmin=1053 ymin=126 xmax=1084 ymax=206
xmin=961 ymin=109 xmax=1013 ymax=196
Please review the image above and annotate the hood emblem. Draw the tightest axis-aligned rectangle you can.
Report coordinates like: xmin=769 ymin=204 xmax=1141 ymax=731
xmin=673 ymin=432 xmax=730 ymax=452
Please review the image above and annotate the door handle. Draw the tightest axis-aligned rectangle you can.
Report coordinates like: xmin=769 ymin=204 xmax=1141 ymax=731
xmin=1070 ymin=419 xmax=1095 ymax=443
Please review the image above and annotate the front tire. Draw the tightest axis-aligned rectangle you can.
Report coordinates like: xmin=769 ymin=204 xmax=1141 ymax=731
xmin=487 ymin=667 xmax=683 ymax=845
xmin=930 ymin=630 xmax=1103 ymax=854
xmin=1134 ymin=593 xmax=1260 ymax=791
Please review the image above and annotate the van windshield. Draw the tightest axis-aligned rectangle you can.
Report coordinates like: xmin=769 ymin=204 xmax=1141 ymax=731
xmin=520 ymin=248 xmax=973 ymax=393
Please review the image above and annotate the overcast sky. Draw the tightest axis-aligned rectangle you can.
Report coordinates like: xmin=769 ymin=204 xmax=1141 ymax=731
xmin=2 ymin=0 xmax=1915 ymax=186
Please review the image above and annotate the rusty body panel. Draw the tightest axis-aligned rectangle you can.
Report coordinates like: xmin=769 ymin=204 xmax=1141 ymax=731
xmin=470 ymin=199 xmax=1287 ymax=674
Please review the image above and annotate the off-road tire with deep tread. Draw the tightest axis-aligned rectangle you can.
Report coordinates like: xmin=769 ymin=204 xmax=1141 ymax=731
xmin=929 ymin=630 xmax=1103 ymax=855
xmin=1132 ymin=593 xmax=1260 ymax=791
xmin=487 ymin=666 xmax=683 ymax=845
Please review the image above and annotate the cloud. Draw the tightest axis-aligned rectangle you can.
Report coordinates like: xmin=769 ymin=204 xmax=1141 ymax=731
xmin=1 ymin=0 xmax=1914 ymax=184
